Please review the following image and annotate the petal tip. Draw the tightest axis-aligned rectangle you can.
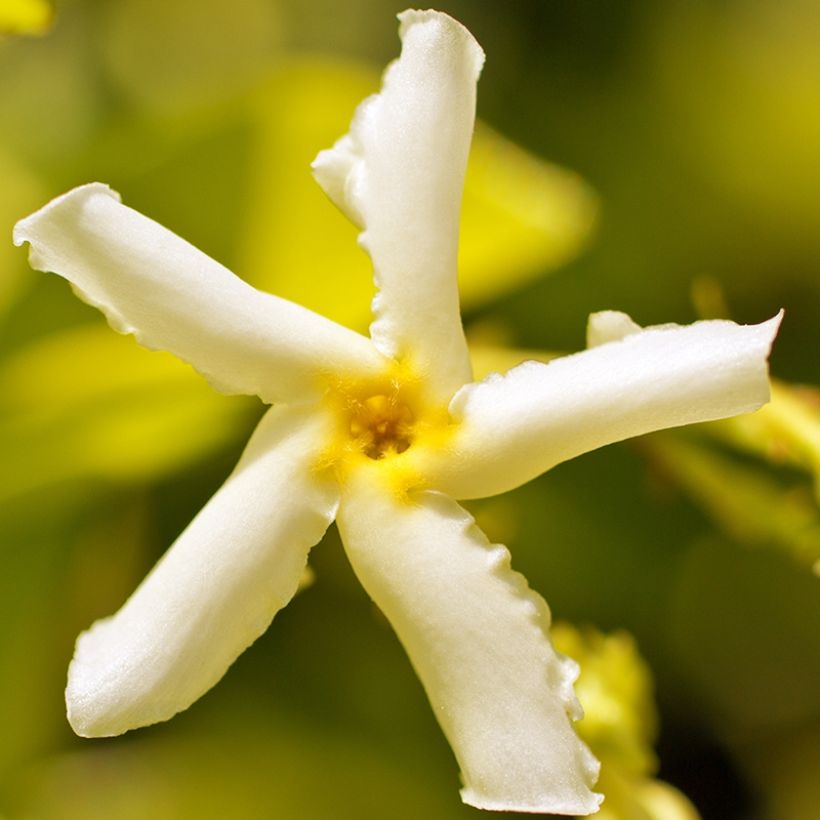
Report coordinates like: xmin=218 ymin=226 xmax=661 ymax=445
xmin=65 ymin=683 xmax=117 ymax=739
xmin=13 ymin=182 xmax=121 ymax=250
xmin=751 ymin=309 xmax=784 ymax=406
xmin=65 ymin=699 xmax=108 ymax=739
xmin=311 ymin=137 xmax=366 ymax=228
xmin=460 ymin=786 xmax=604 ymax=816
xmin=763 ymin=308 xmax=785 ymax=345
xmin=65 ymin=627 xmax=124 ymax=739
xmin=396 ymin=9 xmax=486 ymax=76
xmin=586 ymin=310 xmax=642 ymax=348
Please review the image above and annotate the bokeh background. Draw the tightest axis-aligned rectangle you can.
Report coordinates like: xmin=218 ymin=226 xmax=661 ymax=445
xmin=1 ymin=1 xmax=819 ymax=818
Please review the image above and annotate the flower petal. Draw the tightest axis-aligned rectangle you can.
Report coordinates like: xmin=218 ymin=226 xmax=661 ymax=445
xmin=336 ymin=468 xmax=602 ymax=815
xmin=66 ymin=405 xmax=338 ymax=737
xmin=424 ymin=313 xmax=782 ymax=499
xmin=586 ymin=310 xmax=642 ymax=347
xmin=311 ymin=11 xmax=484 ymax=402
xmin=14 ymin=184 xmax=385 ymax=404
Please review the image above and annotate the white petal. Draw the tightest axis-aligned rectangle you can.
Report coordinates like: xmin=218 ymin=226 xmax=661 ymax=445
xmin=586 ymin=310 xmax=642 ymax=347
xmin=336 ymin=468 xmax=602 ymax=815
xmin=66 ymin=405 xmax=338 ymax=737
xmin=14 ymin=184 xmax=385 ymax=404
xmin=312 ymin=11 xmax=484 ymax=402
xmin=424 ymin=313 xmax=782 ymax=499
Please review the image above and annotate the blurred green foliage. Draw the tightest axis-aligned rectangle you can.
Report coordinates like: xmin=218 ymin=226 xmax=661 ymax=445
xmin=1 ymin=1 xmax=819 ymax=819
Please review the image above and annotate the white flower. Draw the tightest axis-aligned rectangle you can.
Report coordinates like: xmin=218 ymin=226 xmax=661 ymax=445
xmin=13 ymin=9 xmax=780 ymax=816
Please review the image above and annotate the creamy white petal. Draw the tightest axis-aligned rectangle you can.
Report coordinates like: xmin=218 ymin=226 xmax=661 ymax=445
xmin=423 ymin=313 xmax=782 ymax=499
xmin=336 ymin=468 xmax=602 ymax=815
xmin=586 ymin=310 xmax=642 ymax=347
xmin=312 ymin=11 xmax=484 ymax=401
xmin=66 ymin=405 xmax=338 ymax=737
xmin=14 ymin=184 xmax=385 ymax=404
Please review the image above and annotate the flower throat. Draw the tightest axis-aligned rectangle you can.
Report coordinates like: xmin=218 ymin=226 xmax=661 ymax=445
xmin=348 ymin=392 xmax=415 ymax=459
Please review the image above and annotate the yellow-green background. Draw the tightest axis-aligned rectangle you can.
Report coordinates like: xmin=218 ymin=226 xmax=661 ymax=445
xmin=1 ymin=1 xmax=819 ymax=818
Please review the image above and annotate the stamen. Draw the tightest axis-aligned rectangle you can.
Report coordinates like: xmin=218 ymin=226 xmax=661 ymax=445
xmin=348 ymin=392 xmax=415 ymax=459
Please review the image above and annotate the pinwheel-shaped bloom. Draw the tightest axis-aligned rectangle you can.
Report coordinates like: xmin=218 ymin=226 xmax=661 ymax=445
xmin=14 ymin=10 xmax=780 ymax=816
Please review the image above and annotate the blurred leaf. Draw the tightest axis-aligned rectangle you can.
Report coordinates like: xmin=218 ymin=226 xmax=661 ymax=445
xmin=655 ymin=0 xmax=820 ymax=245
xmin=0 ymin=524 xmax=64 ymax=776
xmin=0 ymin=323 xmax=255 ymax=501
xmin=0 ymin=149 xmax=47 ymax=319
xmin=460 ymin=122 xmax=596 ymax=308
xmin=646 ymin=432 xmax=820 ymax=574
xmin=702 ymin=380 xmax=820 ymax=501
xmin=739 ymin=725 xmax=820 ymax=820
xmin=239 ymin=59 xmax=596 ymax=331
xmin=666 ymin=535 xmax=820 ymax=733
xmin=8 ymin=718 xmax=474 ymax=820
xmin=0 ymin=495 xmax=150 ymax=779
xmin=0 ymin=6 xmax=101 ymax=163
xmin=689 ymin=275 xmax=732 ymax=322
xmin=100 ymin=0 xmax=283 ymax=116
xmin=552 ymin=623 xmax=700 ymax=820
xmin=0 ymin=0 xmax=52 ymax=36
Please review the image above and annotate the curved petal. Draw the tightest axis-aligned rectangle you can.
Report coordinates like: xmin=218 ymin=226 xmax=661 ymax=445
xmin=312 ymin=11 xmax=484 ymax=401
xmin=336 ymin=468 xmax=602 ymax=815
xmin=66 ymin=405 xmax=339 ymax=737
xmin=423 ymin=313 xmax=782 ymax=499
xmin=14 ymin=184 xmax=385 ymax=404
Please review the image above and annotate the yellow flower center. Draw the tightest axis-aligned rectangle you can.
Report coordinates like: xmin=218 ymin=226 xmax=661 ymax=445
xmin=348 ymin=393 xmax=415 ymax=459
xmin=314 ymin=363 xmax=457 ymax=499
xmin=316 ymin=362 xmax=448 ymax=474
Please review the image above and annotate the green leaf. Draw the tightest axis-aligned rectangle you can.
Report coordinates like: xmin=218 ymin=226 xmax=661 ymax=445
xmin=702 ymin=380 xmax=820 ymax=501
xmin=0 ymin=149 xmax=47 ymax=319
xmin=646 ymin=432 xmax=820 ymax=574
xmin=0 ymin=323 xmax=255 ymax=500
